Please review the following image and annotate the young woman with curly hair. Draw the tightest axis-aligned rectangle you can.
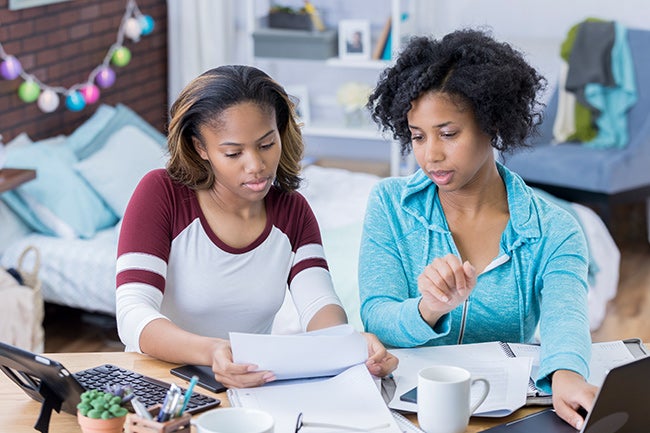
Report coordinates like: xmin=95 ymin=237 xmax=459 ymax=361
xmin=359 ymin=29 xmax=596 ymax=429
xmin=116 ymin=65 xmax=397 ymax=389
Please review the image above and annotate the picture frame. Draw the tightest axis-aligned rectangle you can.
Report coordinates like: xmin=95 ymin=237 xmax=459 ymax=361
xmin=338 ymin=19 xmax=371 ymax=61
xmin=285 ymin=85 xmax=311 ymax=126
xmin=9 ymin=0 xmax=71 ymax=9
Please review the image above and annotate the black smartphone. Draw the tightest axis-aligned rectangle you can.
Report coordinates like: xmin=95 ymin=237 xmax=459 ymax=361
xmin=400 ymin=386 xmax=417 ymax=403
xmin=170 ymin=364 xmax=227 ymax=394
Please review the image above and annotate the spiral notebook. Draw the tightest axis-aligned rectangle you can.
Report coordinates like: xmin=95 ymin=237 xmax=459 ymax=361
xmin=390 ymin=410 xmax=426 ymax=433
xmin=501 ymin=337 xmax=648 ymax=405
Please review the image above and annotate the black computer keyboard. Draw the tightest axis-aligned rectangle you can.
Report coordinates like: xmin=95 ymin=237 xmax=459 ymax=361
xmin=73 ymin=364 xmax=221 ymax=414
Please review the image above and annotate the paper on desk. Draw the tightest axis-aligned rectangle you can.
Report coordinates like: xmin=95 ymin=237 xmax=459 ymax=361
xmin=509 ymin=340 xmax=637 ymax=389
xmin=230 ymin=324 xmax=367 ymax=380
xmin=228 ymin=363 xmax=401 ymax=433
xmin=388 ymin=345 xmax=532 ymax=417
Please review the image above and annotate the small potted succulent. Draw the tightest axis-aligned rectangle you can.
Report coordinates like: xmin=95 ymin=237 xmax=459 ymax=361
xmin=77 ymin=384 xmax=134 ymax=433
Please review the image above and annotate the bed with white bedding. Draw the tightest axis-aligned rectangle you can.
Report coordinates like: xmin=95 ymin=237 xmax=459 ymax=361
xmin=0 ymin=104 xmax=620 ymax=334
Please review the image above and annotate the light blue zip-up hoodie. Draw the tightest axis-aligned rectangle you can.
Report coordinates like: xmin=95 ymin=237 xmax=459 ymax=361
xmin=359 ymin=162 xmax=591 ymax=392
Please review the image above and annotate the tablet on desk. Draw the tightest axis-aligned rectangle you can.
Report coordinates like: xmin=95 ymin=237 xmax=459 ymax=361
xmin=170 ymin=364 xmax=227 ymax=393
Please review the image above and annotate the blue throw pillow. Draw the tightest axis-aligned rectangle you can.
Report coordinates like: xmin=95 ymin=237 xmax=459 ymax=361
xmin=65 ymin=104 xmax=117 ymax=157
xmin=75 ymin=124 xmax=168 ymax=217
xmin=75 ymin=104 xmax=167 ymax=160
xmin=2 ymin=143 xmax=118 ymax=238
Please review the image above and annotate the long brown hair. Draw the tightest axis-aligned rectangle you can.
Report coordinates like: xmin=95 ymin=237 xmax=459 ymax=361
xmin=166 ymin=65 xmax=304 ymax=192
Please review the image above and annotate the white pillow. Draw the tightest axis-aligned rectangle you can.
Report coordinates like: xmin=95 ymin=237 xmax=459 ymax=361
xmin=75 ymin=125 xmax=169 ymax=217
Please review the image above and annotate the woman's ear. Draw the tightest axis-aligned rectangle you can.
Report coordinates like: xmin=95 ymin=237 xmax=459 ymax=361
xmin=193 ymin=136 xmax=208 ymax=160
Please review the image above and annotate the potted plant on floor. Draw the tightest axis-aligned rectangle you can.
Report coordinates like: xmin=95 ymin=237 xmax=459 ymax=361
xmin=77 ymin=385 xmax=133 ymax=433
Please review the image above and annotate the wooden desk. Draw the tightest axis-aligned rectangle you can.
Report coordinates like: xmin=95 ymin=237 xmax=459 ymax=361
xmin=0 ymin=352 xmax=540 ymax=433
xmin=0 ymin=168 xmax=36 ymax=193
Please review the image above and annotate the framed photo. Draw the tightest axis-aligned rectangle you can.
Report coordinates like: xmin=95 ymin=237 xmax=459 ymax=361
xmin=9 ymin=0 xmax=71 ymax=9
xmin=338 ymin=19 xmax=371 ymax=60
xmin=285 ymin=85 xmax=311 ymax=126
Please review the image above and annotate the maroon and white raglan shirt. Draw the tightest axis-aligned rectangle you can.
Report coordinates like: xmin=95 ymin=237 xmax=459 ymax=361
xmin=115 ymin=169 xmax=342 ymax=352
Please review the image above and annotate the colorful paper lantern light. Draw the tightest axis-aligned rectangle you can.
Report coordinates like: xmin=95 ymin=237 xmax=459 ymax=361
xmin=65 ymin=90 xmax=86 ymax=111
xmin=111 ymin=47 xmax=132 ymax=67
xmin=0 ymin=55 xmax=22 ymax=80
xmin=37 ymin=89 xmax=60 ymax=113
xmin=139 ymin=15 xmax=155 ymax=35
xmin=80 ymin=84 xmax=100 ymax=104
xmin=95 ymin=67 xmax=116 ymax=89
xmin=18 ymin=80 xmax=40 ymax=103
xmin=124 ymin=17 xmax=142 ymax=41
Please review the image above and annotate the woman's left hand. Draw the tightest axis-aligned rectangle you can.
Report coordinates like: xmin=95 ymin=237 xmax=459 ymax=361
xmin=361 ymin=332 xmax=399 ymax=377
xmin=551 ymin=369 xmax=598 ymax=430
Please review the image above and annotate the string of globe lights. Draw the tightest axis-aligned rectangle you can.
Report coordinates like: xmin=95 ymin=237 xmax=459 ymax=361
xmin=0 ymin=0 xmax=154 ymax=113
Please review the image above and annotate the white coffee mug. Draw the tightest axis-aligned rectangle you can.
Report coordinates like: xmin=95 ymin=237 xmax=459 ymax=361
xmin=416 ymin=365 xmax=490 ymax=433
xmin=191 ymin=407 xmax=274 ymax=433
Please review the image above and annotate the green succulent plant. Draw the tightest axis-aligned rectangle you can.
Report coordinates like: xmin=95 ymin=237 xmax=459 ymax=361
xmin=77 ymin=384 xmax=133 ymax=419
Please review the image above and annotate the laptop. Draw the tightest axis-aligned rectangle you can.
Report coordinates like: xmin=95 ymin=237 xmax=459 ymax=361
xmin=0 ymin=341 xmax=220 ymax=433
xmin=483 ymin=354 xmax=650 ymax=432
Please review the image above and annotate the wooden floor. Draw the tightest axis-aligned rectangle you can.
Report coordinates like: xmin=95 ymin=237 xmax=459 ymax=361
xmin=43 ymin=304 xmax=125 ymax=353
xmin=591 ymin=239 xmax=650 ymax=343
xmin=43 ymin=235 xmax=650 ymax=353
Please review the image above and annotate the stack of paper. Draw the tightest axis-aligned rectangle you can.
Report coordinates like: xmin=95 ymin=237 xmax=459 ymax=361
xmin=228 ymin=325 xmax=401 ymax=433
xmin=228 ymin=364 xmax=401 ymax=433
xmin=388 ymin=343 xmax=532 ymax=417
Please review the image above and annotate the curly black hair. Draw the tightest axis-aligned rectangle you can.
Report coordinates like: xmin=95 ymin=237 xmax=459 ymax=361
xmin=367 ymin=28 xmax=547 ymax=155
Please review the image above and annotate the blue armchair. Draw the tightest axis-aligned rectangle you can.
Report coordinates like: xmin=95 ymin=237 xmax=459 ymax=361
xmin=502 ymin=28 xmax=650 ymax=231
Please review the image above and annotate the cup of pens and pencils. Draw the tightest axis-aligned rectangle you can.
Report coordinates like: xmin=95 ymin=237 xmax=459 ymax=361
xmin=124 ymin=375 xmax=198 ymax=433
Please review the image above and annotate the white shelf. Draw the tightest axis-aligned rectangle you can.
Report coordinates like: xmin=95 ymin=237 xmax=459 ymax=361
xmin=302 ymin=123 xmax=386 ymax=141
xmin=325 ymin=57 xmax=390 ymax=70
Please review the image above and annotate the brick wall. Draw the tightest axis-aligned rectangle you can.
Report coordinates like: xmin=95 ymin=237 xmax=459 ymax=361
xmin=0 ymin=0 xmax=167 ymax=143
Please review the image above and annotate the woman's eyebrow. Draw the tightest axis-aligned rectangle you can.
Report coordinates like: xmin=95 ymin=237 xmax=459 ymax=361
xmin=409 ymin=121 xmax=453 ymax=130
xmin=219 ymin=129 xmax=275 ymax=147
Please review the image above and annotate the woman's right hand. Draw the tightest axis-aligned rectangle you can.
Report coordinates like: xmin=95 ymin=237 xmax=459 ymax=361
xmin=417 ymin=254 xmax=477 ymax=326
xmin=210 ymin=339 xmax=276 ymax=389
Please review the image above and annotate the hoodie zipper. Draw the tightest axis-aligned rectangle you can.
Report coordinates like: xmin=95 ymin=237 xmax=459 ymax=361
xmin=456 ymin=253 xmax=510 ymax=345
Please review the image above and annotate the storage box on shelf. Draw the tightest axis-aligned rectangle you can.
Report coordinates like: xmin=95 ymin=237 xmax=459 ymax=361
xmin=267 ymin=10 xmax=313 ymax=30
xmin=252 ymin=28 xmax=338 ymax=60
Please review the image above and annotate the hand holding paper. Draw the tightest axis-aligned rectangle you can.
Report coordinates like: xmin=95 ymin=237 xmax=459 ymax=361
xmin=230 ymin=324 xmax=368 ymax=380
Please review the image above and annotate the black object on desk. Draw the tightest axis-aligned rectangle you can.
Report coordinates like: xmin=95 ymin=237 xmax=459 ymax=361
xmin=170 ymin=364 xmax=227 ymax=393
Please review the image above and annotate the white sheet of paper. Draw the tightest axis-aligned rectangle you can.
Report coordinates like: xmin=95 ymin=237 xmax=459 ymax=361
xmin=230 ymin=324 xmax=367 ymax=380
xmin=388 ymin=344 xmax=532 ymax=417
